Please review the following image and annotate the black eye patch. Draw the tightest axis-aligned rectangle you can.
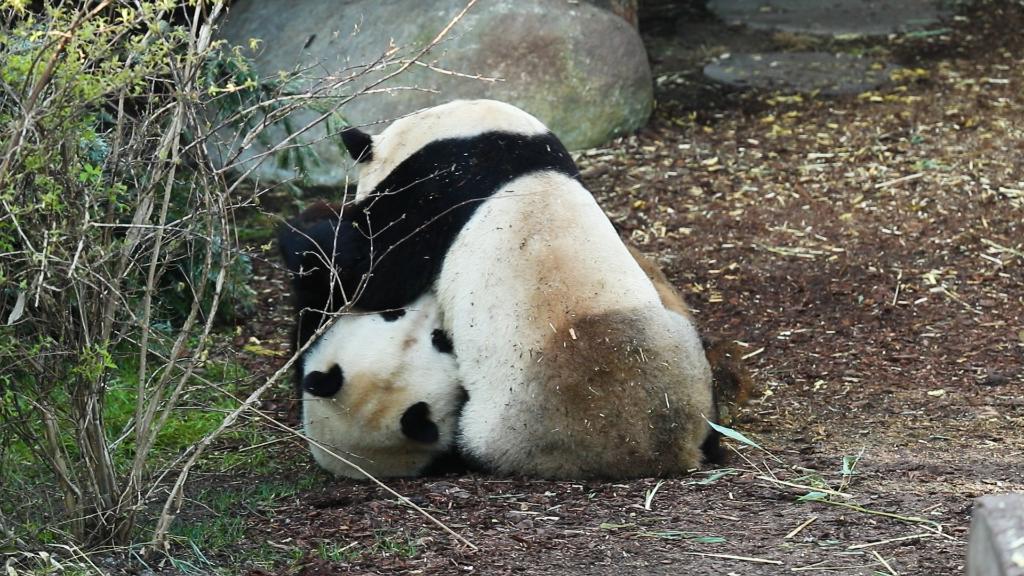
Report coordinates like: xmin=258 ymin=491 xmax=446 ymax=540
xmin=431 ymin=329 xmax=454 ymax=354
xmin=380 ymin=309 xmax=406 ymax=322
xmin=302 ymin=365 xmax=344 ymax=397
xmin=400 ymin=401 xmax=439 ymax=444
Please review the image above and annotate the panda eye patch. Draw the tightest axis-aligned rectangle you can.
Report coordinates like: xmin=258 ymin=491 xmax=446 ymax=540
xmin=380 ymin=309 xmax=406 ymax=322
xmin=400 ymin=402 xmax=440 ymax=444
xmin=431 ymin=329 xmax=454 ymax=354
xmin=302 ymin=365 xmax=344 ymax=397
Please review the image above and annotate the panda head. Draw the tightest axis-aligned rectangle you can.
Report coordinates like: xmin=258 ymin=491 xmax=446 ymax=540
xmin=300 ymin=292 xmax=464 ymax=479
xmin=341 ymin=99 xmax=550 ymax=201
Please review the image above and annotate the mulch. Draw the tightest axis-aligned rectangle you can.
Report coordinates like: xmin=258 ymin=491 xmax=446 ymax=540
xmin=186 ymin=3 xmax=1024 ymax=574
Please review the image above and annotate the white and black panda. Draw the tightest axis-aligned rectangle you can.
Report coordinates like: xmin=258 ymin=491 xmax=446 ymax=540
xmin=279 ymin=202 xmax=467 ymax=479
xmin=319 ymin=99 xmax=718 ymax=479
xmin=298 ymin=291 xmax=466 ymax=479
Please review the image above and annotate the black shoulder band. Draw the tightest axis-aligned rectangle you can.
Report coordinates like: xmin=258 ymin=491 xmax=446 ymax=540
xmin=335 ymin=131 xmax=580 ymax=311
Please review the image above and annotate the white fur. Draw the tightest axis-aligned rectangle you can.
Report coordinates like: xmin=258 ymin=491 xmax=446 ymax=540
xmin=301 ymin=293 xmax=462 ymax=479
xmin=354 ymin=100 xmax=549 ymax=202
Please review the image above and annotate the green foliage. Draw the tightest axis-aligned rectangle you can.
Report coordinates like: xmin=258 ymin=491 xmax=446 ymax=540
xmin=173 ymin=516 xmax=247 ymax=554
xmin=317 ymin=541 xmax=360 ymax=563
xmin=163 ymin=242 xmax=258 ymax=326
xmin=201 ymin=41 xmax=350 ymax=189
xmin=0 ymin=0 xmax=263 ymax=549
xmin=369 ymin=531 xmax=419 ymax=559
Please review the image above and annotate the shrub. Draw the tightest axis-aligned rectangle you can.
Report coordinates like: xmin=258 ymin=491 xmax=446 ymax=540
xmin=0 ymin=0 xmax=244 ymax=547
xmin=0 ymin=0 xmax=461 ymax=560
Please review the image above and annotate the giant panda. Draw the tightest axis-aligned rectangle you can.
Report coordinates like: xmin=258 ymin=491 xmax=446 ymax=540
xmin=319 ymin=99 xmax=717 ymax=479
xmin=297 ymin=291 xmax=466 ymax=479
xmin=279 ymin=202 xmax=467 ymax=479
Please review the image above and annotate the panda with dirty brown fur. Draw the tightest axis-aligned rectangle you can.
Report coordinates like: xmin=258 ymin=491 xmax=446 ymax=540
xmin=312 ymin=99 xmax=729 ymax=479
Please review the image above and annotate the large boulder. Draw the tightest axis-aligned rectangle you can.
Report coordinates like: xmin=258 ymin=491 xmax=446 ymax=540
xmin=211 ymin=0 xmax=652 ymax=188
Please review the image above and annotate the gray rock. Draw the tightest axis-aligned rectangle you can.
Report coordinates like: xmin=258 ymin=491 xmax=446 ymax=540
xmin=968 ymin=493 xmax=1024 ymax=576
xmin=211 ymin=0 xmax=652 ymax=188
xmin=708 ymin=0 xmax=952 ymax=38
xmin=703 ymin=52 xmax=900 ymax=96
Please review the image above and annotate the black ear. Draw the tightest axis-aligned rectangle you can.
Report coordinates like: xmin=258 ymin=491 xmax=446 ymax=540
xmin=400 ymin=402 xmax=439 ymax=444
xmin=302 ymin=365 xmax=344 ymax=397
xmin=341 ymin=128 xmax=373 ymax=163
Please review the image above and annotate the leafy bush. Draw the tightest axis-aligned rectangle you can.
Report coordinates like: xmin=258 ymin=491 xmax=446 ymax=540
xmin=0 ymin=0 xmax=445 ymax=561
xmin=0 ymin=0 xmax=249 ymax=548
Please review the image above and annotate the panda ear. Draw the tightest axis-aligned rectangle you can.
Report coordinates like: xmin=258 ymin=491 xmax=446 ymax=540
xmin=341 ymin=128 xmax=373 ymax=163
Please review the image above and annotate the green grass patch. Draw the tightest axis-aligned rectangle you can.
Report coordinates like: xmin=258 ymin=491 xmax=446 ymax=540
xmin=317 ymin=541 xmax=360 ymax=563
xmin=102 ymin=357 xmax=267 ymax=463
xmin=0 ymin=351 xmax=292 ymax=550
xmin=173 ymin=515 xmax=247 ymax=554
xmin=369 ymin=531 xmax=419 ymax=559
xmin=311 ymin=531 xmax=419 ymax=566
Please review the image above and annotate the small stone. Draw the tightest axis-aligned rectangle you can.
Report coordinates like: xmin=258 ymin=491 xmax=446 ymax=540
xmin=515 ymin=519 xmax=535 ymax=530
xmin=708 ymin=0 xmax=953 ymax=38
xmin=980 ymin=373 xmax=1013 ymax=387
xmin=704 ymin=52 xmax=900 ymax=96
xmin=967 ymin=493 xmax=1024 ymax=576
xmin=429 ymin=481 xmax=455 ymax=494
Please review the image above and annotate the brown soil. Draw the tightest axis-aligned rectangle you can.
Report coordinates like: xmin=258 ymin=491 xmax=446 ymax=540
xmin=168 ymin=3 xmax=1023 ymax=575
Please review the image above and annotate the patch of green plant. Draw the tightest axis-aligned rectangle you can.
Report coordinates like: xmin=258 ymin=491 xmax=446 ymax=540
xmin=100 ymin=357 xmax=263 ymax=463
xmin=172 ymin=515 xmax=246 ymax=555
xmin=312 ymin=530 xmax=421 ymax=566
xmin=317 ymin=541 xmax=360 ymax=563
xmin=234 ymin=210 xmax=280 ymax=244
xmin=369 ymin=530 xmax=419 ymax=559
xmin=158 ymin=183 xmax=258 ymax=326
xmin=163 ymin=475 xmax=332 ymax=569
xmin=244 ymin=543 xmax=305 ymax=572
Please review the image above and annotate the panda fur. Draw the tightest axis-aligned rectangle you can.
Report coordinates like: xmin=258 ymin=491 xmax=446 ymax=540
xmin=627 ymin=246 xmax=756 ymax=464
xmin=279 ymin=199 xmax=370 ymax=395
xmin=330 ymin=100 xmax=716 ymax=479
xmin=299 ymin=291 xmax=466 ymax=479
xmin=279 ymin=202 xmax=467 ymax=479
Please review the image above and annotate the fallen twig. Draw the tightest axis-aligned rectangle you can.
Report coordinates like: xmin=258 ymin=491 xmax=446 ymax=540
xmin=756 ymin=476 xmax=853 ymax=499
xmin=784 ymin=516 xmax=818 ymax=539
xmin=848 ymin=533 xmax=931 ymax=550
xmin=875 ymin=172 xmax=923 ymax=189
xmin=677 ymin=551 xmax=782 ymax=565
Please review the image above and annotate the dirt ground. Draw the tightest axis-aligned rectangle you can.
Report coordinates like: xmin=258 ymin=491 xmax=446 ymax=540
xmin=182 ymin=3 xmax=1023 ymax=575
